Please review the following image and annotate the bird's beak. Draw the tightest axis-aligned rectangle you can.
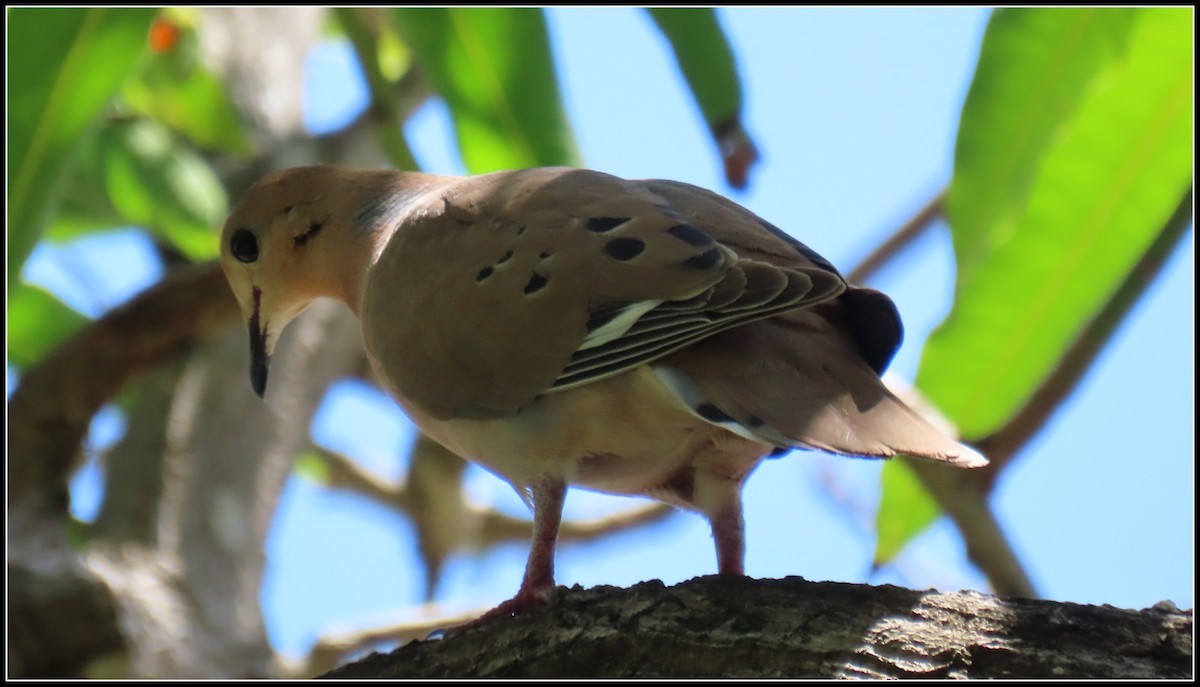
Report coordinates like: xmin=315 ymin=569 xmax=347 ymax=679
xmin=249 ymin=288 xmax=270 ymax=398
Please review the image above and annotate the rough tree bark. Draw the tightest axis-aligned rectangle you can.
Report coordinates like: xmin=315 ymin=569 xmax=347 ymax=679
xmin=323 ymin=576 xmax=1192 ymax=679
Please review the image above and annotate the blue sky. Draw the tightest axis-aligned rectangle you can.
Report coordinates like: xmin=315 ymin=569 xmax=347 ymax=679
xmin=18 ymin=7 xmax=1193 ymax=660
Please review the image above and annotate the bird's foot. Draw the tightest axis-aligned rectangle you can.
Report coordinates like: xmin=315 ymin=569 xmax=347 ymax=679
xmin=455 ymin=584 xmax=559 ymax=631
xmin=481 ymin=584 xmax=557 ymax=622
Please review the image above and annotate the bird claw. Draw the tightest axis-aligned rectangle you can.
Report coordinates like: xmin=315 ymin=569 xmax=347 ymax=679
xmin=459 ymin=585 xmax=559 ymax=630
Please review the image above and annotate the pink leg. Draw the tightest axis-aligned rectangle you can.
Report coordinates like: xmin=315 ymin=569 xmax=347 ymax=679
xmin=515 ymin=476 xmax=565 ymax=602
xmin=475 ymin=476 xmax=566 ymax=623
xmin=710 ymin=505 xmax=745 ymax=576
xmin=693 ymin=469 xmax=748 ymax=576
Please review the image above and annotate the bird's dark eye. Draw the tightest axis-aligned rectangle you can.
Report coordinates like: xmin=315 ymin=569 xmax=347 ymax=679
xmin=231 ymin=228 xmax=260 ymax=264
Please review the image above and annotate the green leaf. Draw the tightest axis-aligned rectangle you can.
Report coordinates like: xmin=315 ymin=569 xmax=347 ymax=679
xmin=332 ymin=8 xmax=419 ymax=171
xmin=946 ymin=9 xmax=1136 ymax=275
xmin=874 ymin=459 xmax=940 ymax=566
xmin=646 ymin=9 xmax=743 ymax=129
xmin=646 ymin=8 xmax=758 ymax=189
xmin=392 ymin=8 xmax=580 ymax=172
xmin=294 ymin=451 xmax=332 ymax=486
xmin=100 ymin=118 xmax=228 ymax=261
xmin=7 ymin=7 xmax=157 ymax=293
xmin=45 ymin=188 xmax=127 ymax=243
xmin=45 ymin=123 xmax=128 ymax=242
xmin=7 ymin=282 xmax=91 ymax=369
xmin=877 ymin=7 xmax=1193 ymax=564
xmin=929 ymin=7 xmax=1192 ymax=438
xmin=121 ymin=17 xmax=252 ymax=155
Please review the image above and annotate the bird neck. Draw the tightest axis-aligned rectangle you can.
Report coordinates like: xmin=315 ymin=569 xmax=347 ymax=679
xmin=333 ymin=170 xmax=456 ymax=317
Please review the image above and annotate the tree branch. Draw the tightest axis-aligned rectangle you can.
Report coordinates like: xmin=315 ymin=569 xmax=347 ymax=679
xmin=847 ymin=188 xmax=946 ymax=285
xmin=321 ymin=576 xmax=1192 ymax=678
xmin=7 ymin=262 xmax=238 ymax=518
xmin=883 ymin=380 xmax=1037 ymax=598
xmin=311 ymin=442 xmax=407 ymax=506
xmin=297 ymin=604 xmax=484 ymax=677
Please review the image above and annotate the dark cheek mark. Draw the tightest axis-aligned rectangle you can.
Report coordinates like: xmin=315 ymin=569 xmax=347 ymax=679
xmin=681 ymin=247 xmax=722 ymax=270
xmin=585 ymin=216 xmax=631 ymax=233
xmin=293 ymin=221 xmax=325 ymax=247
xmin=605 ymin=237 xmax=646 ymax=261
xmin=524 ymin=273 xmax=548 ymax=294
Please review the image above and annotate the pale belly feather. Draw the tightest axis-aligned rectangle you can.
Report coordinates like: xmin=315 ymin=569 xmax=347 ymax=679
xmin=395 ymin=365 xmax=773 ymax=509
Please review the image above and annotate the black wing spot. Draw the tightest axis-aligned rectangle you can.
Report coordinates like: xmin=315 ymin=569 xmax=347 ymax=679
xmin=586 ymin=216 xmax=631 ymax=233
xmin=293 ymin=221 xmax=325 ymax=247
xmin=539 ymin=251 xmax=552 ymax=259
xmin=605 ymin=237 xmax=645 ymax=261
xmin=475 ymin=265 xmax=494 ymax=282
xmin=524 ymin=272 xmax=548 ymax=294
xmin=667 ymin=223 xmax=713 ymax=247
xmin=681 ymin=247 xmax=722 ymax=270
xmin=767 ymin=446 xmax=790 ymax=459
xmin=517 ymin=225 xmax=527 ymax=236
xmin=747 ymin=415 xmax=765 ymax=428
xmin=696 ymin=402 xmax=735 ymax=424
xmin=496 ymin=249 xmax=514 ymax=264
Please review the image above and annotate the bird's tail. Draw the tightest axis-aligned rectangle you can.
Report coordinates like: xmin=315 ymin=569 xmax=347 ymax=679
xmin=663 ymin=315 xmax=987 ymax=467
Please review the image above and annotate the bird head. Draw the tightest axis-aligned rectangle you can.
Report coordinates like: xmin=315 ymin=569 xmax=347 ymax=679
xmin=219 ymin=166 xmax=346 ymax=398
xmin=220 ymin=165 xmax=446 ymax=398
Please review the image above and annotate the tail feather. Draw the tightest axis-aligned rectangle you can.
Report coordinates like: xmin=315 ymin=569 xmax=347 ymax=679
xmin=664 ymin=313 xmax=987 ymax=467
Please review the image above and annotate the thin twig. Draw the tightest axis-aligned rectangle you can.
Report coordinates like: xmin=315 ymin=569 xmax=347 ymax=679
xmin=906 ymin=459 xmax=1037 ymax=598
xmin=478 ymin=501 xmax=676 ymax=546
xmin=311 ymin=442 xmax=407 ymax=507
xmin=883 ymin=379 xmax=1036 ymax=597
xmin=297 ymin=603 xmax=486 ymax=677
xmin=847 ymin=188 xmax=946 ymax=285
